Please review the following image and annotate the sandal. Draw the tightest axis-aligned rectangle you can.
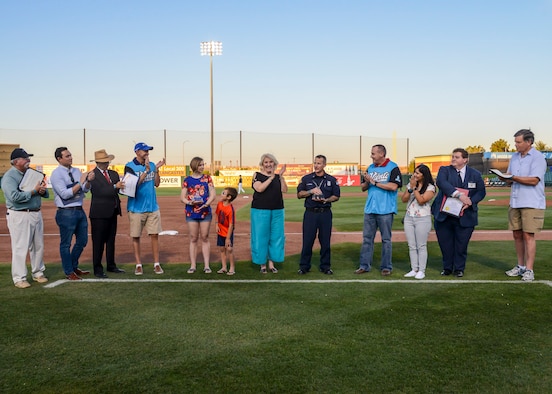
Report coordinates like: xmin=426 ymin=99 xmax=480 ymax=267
xmin=204 ymin=267 xmax=212 ymax=274
xmin=217 ymin=268 xmax=227 ymax=274
xmin=227 ymin=271 xmax=235 ymax=276
xmin=187 ymin=268 xmax=196 ymax=274
xmin=270 ymin=267 xmax=278 ymax=274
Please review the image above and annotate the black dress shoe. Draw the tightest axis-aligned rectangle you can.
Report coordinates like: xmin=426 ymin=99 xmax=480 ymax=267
xmin=94 ymin=272 xmax=108 ymax=278
xmin=454 ymin=271 xmax=464 ymax=277
xmin=441 ymin=270 xmax=452 ymax=276
xmin=107 ymin=268 xmax=125 ymax=273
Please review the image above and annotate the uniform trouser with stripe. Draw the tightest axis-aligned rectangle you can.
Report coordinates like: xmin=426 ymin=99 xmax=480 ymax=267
xmin=300 ymin=209 xmax=332 ymax=272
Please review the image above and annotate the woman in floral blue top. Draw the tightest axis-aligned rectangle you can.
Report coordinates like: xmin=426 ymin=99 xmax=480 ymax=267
xmin=181 ymin=157 xmax=216 ymax=274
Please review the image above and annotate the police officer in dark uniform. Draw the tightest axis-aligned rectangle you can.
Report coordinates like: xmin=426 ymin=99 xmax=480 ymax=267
xmin=297 ymin=155 xmax=341 ymax=274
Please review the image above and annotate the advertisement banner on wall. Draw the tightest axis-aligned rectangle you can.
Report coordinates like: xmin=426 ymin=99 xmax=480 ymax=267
xmin=158 ymin=176 xmax=182 ymax=188
xmin=335 ymin=175 xmax=361 ymax=187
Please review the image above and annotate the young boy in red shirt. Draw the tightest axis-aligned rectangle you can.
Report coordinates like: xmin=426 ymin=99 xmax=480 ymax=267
xmin=216 ymin=187 xmax=238 ymax=275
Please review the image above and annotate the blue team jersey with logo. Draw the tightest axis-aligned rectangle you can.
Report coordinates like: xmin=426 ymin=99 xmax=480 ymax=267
xmin=364 ymin=160 xmax=402 ymax=215
xmin=124 ymin=159 xmax=159 ymax=213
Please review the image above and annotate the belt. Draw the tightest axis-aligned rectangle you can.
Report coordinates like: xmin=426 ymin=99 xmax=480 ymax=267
xmin=306 ymin=207 xmax=331 ymax=213
xmin=9 ymin=208 xmax=40 ymax=212
xmin=58 ymin=206 xmax=83 ymax=210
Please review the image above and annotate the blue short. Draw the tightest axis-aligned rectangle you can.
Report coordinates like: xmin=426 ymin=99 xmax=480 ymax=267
xmin=185 ymin=213 xmax=212 ymax=223
xmin=217 ymin=234 xmax=233 ymax=247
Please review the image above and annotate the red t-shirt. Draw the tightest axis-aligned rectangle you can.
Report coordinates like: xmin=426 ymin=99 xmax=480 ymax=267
xmin=216 ymin=201 xmax=235 ymax=237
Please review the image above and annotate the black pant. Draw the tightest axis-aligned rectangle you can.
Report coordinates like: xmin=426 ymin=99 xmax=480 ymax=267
xmin=90 ymin=212 xmax=118 ymax=274
xmin=434 ymin=217 xmax=474 ymax=273
xmin=300 ymin=209 xmax=332 ymax=272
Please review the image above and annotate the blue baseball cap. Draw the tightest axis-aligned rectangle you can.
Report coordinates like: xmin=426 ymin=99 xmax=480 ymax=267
xmin=134 ymin=142 xmax=154 ymax=152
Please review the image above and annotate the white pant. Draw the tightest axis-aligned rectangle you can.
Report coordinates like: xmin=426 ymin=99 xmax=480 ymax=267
xmin=403 ymin=215 xmax=432 ymax=272
xmin=6 ymin=210 xmax=46 ymax=283
xmin=238 ymin=183 xmax=245 ymax=194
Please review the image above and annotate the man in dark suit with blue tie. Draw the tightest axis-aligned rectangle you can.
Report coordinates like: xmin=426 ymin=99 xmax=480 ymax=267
xmin=89 ymin=149 xmax=126 ymax=278
xmin=431 ymin=148 xmax=486 ymax=277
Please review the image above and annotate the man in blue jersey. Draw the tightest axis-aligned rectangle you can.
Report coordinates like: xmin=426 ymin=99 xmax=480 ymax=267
xmin=355 ymin=144 xmax=402 ymax=276
xmin=124 ymin=142 xmax=166 ymax=275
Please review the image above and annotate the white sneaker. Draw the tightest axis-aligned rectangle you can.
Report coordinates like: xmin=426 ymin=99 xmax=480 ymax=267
xmin=505 ymin=265 xmax=526 ymax=277
xmin=415 ymin=271 xmax=425 ymax=280
xmin=404 ymin=270 xmax=417 ymax=277
xmin=521 ymin=270 xmax=534 ymax=281
xmin=154 ymin=264 xmax=164 ymax=274
xmin=134 ymin=265 xmax=143 ymax=275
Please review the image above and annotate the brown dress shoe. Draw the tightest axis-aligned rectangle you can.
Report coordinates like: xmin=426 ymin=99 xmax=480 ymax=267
xmin=354 ymin=268 xmax=368 ymax=274
xmin=381 ymin=269 xmax=392 ymax=276
xmin=75 ymin=268 xmax=90 ymax=276
xmin=66 ymin=272 xmax=82 ymax=281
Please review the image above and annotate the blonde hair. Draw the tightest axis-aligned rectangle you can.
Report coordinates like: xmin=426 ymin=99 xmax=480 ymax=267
xmin=189 ymin=156 xmax=204 ymax=172
xmin=259 ymin=153 xmax=279 ymax=167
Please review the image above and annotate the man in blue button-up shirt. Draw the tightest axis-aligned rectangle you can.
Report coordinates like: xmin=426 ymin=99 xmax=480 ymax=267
xmin=50 ymin=147 xmax=94 ymax=280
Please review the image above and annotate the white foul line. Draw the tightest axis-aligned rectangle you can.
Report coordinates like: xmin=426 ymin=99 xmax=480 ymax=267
xmin=44 ymin=278 xmax=552 ymax=289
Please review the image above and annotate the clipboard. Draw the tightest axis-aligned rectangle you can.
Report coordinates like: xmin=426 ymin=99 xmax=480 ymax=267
xmin=489 ymin=168 xmax=513 ymax=179
xmin=120 ymin=172 xmax=138 ymax=198
xmin=19 ymin=168 xmax=45 ymax=192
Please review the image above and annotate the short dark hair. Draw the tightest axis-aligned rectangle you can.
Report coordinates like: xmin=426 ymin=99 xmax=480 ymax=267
xmin=225 ymin=187 xmax=238 ymax=202
xmin=373 ymin=144 xmax=387 ymax=156
xmin=315 ymin=154 xmax=327 ymax=164
xmin=452 ymin=148 xmax=468 ymax=159
xmin=54 ymin=147 xmax=68 ymax=161
xmin=514 ymin=129 xmax=534 ymax=144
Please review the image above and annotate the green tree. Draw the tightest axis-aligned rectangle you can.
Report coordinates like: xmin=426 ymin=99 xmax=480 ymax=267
xmin=490 ymin=139 xmax=510 ymax=152
xmin=534 ymin=140 xmax=551 ymax=151
xmin=466 ymin=145 xmax=485 ymax=153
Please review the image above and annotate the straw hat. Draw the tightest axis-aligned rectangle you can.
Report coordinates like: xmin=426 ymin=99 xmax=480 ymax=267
xmin=91 ymin=149 xmax=115 ymax=163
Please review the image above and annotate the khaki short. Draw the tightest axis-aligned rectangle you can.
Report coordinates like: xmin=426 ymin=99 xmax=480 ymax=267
xmin=128 ymin=210 xmax=162 ymax=238
xmin=508 ymin=207 xmax=544 ymax=233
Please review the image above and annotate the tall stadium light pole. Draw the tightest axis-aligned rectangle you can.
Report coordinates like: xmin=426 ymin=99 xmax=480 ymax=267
xmin=200 ymin=41 xmax=222 ymax=175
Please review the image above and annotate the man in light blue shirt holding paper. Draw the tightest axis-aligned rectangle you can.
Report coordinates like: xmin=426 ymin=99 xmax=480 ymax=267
xmin=500 ymin=129 xmax=547 ymax=281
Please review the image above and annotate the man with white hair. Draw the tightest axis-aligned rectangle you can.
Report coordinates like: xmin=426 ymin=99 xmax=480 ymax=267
xmin=1 ymin=148 xmax=49 ymax=288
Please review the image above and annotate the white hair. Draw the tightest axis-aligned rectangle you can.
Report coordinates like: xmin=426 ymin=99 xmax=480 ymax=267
xmin=259 ymin=153 xmax=279 ymax=167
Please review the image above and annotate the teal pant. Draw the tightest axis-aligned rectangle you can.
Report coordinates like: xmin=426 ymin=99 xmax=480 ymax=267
xmin=250 ymin=208 xmax=285 ymax=265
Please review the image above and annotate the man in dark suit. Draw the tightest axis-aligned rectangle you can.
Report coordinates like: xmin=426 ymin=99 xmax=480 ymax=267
xmin=89 ymin=149 xmax=125 ymax=278
xmin=431 ymin=148 xmax=486 ymax=277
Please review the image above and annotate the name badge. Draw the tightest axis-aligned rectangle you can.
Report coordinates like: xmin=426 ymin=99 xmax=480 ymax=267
xmin=468 ymin=182 xmax=476 ymax=188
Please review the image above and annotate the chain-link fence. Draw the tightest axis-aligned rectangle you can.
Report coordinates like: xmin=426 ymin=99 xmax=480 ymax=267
xmin=0 ymin=128 xmax=410 ymax=169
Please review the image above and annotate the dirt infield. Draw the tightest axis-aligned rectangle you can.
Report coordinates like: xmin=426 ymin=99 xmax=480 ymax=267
xmin=1 ymin=191 xmax=551 ymax=266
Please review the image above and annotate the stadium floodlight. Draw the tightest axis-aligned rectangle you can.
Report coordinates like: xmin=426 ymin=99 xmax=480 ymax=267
xmin=200 ymin=41 xmax=223 ymax=175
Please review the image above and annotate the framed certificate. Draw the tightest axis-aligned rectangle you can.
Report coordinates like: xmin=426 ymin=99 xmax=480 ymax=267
xmin=439 ymin=188 xmax=468 ymax=217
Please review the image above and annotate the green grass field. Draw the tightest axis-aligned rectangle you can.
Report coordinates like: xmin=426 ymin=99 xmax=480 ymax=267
xmin=1 ymin=187 xmax=551 ymax=392
xmin=1 ymin=241 xmax=551 ymax=393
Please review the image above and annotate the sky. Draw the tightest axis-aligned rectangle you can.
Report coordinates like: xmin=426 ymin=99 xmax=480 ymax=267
xmin=1 ymin=0 xmax=552 ymax=167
